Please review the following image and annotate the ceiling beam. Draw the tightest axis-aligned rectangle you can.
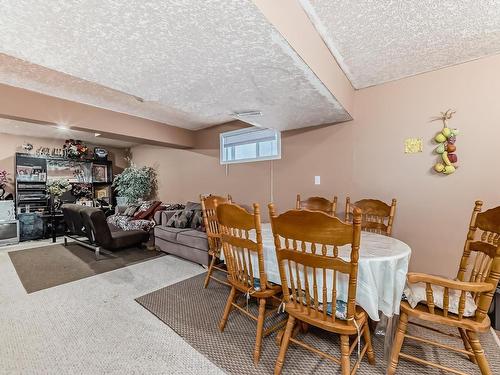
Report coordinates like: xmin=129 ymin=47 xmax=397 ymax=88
xmin=252 ymin=0 xmax=354 ymax=115
xmin=0 ymin=84 xmax=195 ymax=148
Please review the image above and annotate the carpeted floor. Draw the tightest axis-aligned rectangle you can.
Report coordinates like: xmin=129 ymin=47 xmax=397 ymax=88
xmin=9 ymin=242 xmax=164 ymax=293
xmin=137 ymin=272 xmax=500 ymax=374
xmin=1 ymin=241 xmax=223 ymax=374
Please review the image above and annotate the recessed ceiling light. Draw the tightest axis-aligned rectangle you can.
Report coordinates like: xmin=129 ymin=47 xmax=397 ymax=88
xmin=57 ymin=124 xmax=68 ymax=130
xmin=94 ymin=133 xmax=101 ymax=137
xmin=232 ymin=111 xmax=263 ymax=118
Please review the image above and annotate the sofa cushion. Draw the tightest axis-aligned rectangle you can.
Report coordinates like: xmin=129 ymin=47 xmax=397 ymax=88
xmin=177 ymin=230 xmax=209 ymax=251
xmin=185 ymin=201 xmax=202 ymax=211
xmin=124 ymin=204 xmax=140 ymax=217
xmin=166 ymin=209 xmax=193 ymax=228
xmin=110 ymin=229 xmax=149 ymax=249
xmin=190 ymin=209 xmax=204 ymax=231
xmin=154 ymin=226 xmax=191 ymax=242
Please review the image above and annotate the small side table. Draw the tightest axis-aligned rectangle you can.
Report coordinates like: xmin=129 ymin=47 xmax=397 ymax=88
xmin=39 ymin=212 xmax=65 ymax=243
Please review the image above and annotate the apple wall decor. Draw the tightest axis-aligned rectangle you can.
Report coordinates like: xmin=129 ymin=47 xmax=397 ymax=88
xmin=432 ymin=109 xmax=460 ymax=175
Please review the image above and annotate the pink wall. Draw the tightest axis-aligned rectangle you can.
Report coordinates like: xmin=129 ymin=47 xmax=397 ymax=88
xmin=132 ymin=53 xmax=500 ymax=277
xmin=351 ymin=53 xmax=500 ymax=277
xmin=131 ymin=120 xmax=354 ymax=219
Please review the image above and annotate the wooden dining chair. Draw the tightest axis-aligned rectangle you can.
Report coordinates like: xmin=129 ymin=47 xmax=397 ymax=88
xmin=217 ymin=202 xmax=284 ymax=364
xmin=345 ymin=197 xmax=397 ymax=236
xmin=268 ymin=204 xmax=375 ymax=375
xmin=296 ymin=194 xmax=338 ymax=216
xmin=200 ymin=194 xmax=232 ymax=288
xmin=389 ymin=200 xmax=500 ymax=375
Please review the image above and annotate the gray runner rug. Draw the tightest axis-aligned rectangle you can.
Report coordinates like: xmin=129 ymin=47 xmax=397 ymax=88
xmin=136 ymin=272 xmax=500 ymax=374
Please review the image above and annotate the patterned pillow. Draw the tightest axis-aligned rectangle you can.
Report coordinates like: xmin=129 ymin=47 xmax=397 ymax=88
xmin=190 ymin=209 xmax=204 ymax=231
xmin=124 ymin=204 xmax=140 ymax=217
xmin=134 ymin=201 xmax=161 ymax=220
xmin=164 ymin=203 xmax=185 ymax=211
xmin=166 ymin=209 xmax=193 ymax=228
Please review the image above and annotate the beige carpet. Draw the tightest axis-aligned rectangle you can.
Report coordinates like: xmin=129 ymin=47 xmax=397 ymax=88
xmin=136 ymin=272 xmax=500 ymax=374
xmin=9 ymin=242 xmax=164 ymax=293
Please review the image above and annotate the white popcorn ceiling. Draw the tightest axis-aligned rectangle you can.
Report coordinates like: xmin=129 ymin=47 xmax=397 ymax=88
xmin=300 ymin=0 xmax=500 ymax=89
xmin=0 ymin=0 xmax=350 ymax=131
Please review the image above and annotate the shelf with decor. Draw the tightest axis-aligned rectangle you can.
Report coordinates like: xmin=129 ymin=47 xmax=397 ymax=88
xmin=14 ymin=142 xmax=115 ymax=241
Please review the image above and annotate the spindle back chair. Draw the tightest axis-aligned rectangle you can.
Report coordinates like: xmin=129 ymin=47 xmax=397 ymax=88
xmin=268 ymin=204 xmax=375 ymax=375
xmin=345 ymin=197 xmax=397 ymax=236
xmin=296 ymin=194 xmax=337 ymax=216
xmin=200 ymin=194 xmax=232 ymax=288
xmin=217 ymin=202 xmax=284 ymax=364
xmin=389 ymin=201 xmax=500 ymax=375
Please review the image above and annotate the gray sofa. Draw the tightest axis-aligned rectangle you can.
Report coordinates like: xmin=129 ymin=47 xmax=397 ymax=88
xmin=153 ymin=203 xmax=209 ymax=265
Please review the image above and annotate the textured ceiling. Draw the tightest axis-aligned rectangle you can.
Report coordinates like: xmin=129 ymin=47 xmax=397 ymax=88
xmin=0 ymin=0 xmax=350 ymax=131
xmin=0 ymin=118 xmax=135 ymax=148
xmin=301 ymin=0 xmax=500 ymax=88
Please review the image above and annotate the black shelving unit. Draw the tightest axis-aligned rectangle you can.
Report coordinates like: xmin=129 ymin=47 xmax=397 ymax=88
xmin=14 ymin=153 xmax=114 ymax=241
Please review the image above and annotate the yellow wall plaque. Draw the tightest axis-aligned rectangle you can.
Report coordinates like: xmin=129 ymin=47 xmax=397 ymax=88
xmin=404 ymin=138 xmax=423 ymax=153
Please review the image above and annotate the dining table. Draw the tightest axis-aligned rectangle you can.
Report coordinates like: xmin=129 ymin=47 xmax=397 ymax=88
xmin=221 ymin=222 xmax=412 ymax=359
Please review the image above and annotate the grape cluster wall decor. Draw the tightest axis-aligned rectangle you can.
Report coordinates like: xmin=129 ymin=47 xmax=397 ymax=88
xmin=432 ymin=109 xmax=460 ymax=175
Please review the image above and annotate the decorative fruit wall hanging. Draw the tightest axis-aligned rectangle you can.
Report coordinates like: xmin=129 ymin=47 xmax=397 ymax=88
xmin=432 ymin=109 xmax=460 ymax=175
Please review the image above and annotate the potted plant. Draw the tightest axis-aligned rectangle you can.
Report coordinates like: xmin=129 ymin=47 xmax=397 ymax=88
xmin=46 ymin=178 xmax=71 ymax=211
xmin=113 ymin=164 xmax=157 ymax=205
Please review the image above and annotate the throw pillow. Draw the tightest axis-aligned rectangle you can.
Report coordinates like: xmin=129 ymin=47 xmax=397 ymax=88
xmin=124 ymin=204 xmax=140 ymax=217
xmin=404 ymin=282 xmax=477 ymax=317
xmin=166 ymin=209 xmax=194 ymax=229
xmin=185 ymin=201 xmax=202 ymax=211
xmin=164 ymin=203 xmax=185 ymax=211
xmin=134 ymin=201 xmax=161 ymax=220
xmin=190 ymin=209 xmax=204 ymax=231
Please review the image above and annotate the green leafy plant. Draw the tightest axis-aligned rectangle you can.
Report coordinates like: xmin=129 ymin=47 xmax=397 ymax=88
xmin=112 ymin=164 xmax=157 ymax=204
xmin=46 ymin=178 xmax=71 ymax=197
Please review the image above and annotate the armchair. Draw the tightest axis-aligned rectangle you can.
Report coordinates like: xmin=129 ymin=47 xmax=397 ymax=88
xmin=389 ymin=200 xmax=500 ymax=375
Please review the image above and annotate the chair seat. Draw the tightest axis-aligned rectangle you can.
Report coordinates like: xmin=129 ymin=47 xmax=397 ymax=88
xmin=400 ymin=301 xmax=491 ymax=332
xmin=285 ymin=302 xmax=368 ymax=335
xmin=228 ymin=276 xmax=282 ymax=298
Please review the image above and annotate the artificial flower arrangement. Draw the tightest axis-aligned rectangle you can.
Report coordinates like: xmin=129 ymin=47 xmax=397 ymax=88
xmin=63 ymin=139 xmax=89 ymax=159
xmin=71 ymin=183 xmax=93 ymax=199
xmin=46 ymin=178 xmax=72 ymax=198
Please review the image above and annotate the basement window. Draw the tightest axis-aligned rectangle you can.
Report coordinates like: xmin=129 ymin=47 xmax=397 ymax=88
xmin=220 ymin=127 xmax=281 ymax=164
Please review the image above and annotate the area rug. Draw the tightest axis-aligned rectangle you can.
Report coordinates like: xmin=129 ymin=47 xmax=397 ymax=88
xmin=136 ymin=272 xmax=500 ymax=374
xmin=9 ymin=243 xmax=164 ymax=293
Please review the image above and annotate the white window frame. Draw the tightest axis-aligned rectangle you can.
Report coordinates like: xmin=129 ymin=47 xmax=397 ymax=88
xmin=220 ymin=127 xmax=281 ymax=165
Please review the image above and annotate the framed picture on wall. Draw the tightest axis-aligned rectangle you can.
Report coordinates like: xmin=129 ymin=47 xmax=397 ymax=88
xmin=92 ymin=164 xmax=108 ymax=183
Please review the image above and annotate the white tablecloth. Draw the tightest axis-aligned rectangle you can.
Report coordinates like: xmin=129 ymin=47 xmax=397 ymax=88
xmin=222 ymin=223 xmax=411 ymax=321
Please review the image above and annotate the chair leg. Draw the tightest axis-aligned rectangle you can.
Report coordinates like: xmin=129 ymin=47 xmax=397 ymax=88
xmin=274 ymin=315 xmax=295 ymax=375
xmin=362 ymin=321 xmax=376 ymax=365
xmin=388 ymin=312 xmax=408 ymax=375
xmin=340 ymin=334 xmax=351 ymax=375
xmin=219 ymin=286 xmax=236 ymax=332
xmin=203 ymin=254 xmax=217 ymax=288
xmin=467 ymin=331 xmax=492 ymax=375
xmin=253 ymin=298 xmax=267 ymax=364
xmin=458 ymin=328 xmax=476 ymax=363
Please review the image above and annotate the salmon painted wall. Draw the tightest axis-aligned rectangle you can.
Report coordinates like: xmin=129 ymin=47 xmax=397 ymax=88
xmin=351 ymin=53 xmax=500 ymax=277
xmin=0 ymin=133 xmax=128 ymax=195
xmin=132 ymin=53 xmax=500 ymax=277
xmin=131 ymin=120 xmax=354 ymax=219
